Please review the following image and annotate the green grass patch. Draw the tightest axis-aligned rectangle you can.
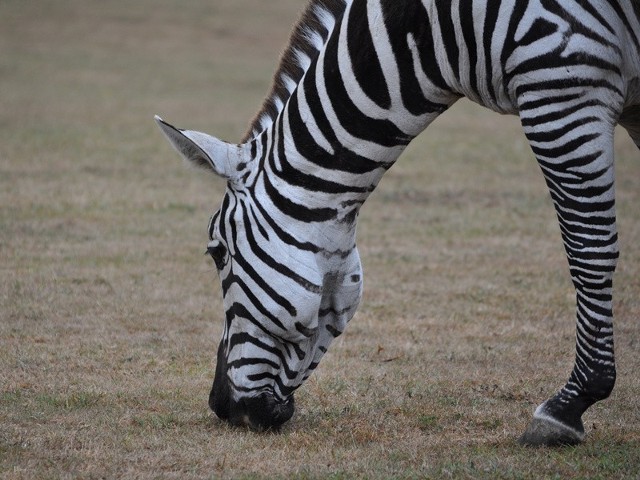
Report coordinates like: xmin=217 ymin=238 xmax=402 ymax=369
xmin=33 ymin=391 xmax=104 ymax=412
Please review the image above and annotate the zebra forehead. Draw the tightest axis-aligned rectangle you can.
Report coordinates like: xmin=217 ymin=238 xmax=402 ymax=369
xmin=243 ymin=0 xmax=348 ymax=142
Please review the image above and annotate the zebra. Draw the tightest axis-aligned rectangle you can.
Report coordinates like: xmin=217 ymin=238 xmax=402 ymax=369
xmin=156 ymin=0 xmax=640 ymax=446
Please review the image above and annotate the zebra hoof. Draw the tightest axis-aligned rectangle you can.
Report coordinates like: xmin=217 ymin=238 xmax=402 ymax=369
xmin=518 ymin=415 xmax=585 ymax=447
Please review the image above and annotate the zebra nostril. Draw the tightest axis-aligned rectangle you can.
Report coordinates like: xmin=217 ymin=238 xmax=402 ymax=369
xmin=224 ymin=393 xmax=295 ymax=431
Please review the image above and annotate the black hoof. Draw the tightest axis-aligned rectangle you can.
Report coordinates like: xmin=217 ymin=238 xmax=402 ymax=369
xmin=519 ymin=415 xmax=584 ymax=447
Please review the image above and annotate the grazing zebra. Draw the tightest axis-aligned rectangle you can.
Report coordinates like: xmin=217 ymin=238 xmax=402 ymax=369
xmin=156 ymin=0 xmax=640 ymax=445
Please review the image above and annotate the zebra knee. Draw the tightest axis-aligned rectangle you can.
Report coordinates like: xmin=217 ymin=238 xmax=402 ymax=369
xmin=567 ymin=242 xmax=619 ymax=291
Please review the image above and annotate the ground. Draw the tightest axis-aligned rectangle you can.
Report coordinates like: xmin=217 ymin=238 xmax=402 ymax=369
xmin=1 ymin=0 xmax=639 ymax=478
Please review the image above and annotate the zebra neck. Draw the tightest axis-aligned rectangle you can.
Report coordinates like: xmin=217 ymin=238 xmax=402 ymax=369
xmin=255 ymin=0 xmax=454 ymax=223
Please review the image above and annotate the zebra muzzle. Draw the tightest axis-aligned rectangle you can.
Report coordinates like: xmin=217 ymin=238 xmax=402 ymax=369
xmin=216 ymin=392 xmax=295 ymax=432
xmin=209 ymin=375 xmax=295 ymax=431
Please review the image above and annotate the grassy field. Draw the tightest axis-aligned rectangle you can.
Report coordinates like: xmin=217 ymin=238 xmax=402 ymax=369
xmin=1 ymin=1 xmax=639 ymax=478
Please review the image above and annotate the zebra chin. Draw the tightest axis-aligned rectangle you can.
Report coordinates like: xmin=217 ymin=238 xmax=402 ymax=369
xmin=209 ymin=387 xmax=295 ymax=432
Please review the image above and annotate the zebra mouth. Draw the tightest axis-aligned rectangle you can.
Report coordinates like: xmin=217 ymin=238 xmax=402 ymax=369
xmin=228 ymin=393 xmax=295 ymax=432
xmin=231 ymin=394 xmax=295 ymax=432
xmin=210 ymin=386 xmax=295 ymax=432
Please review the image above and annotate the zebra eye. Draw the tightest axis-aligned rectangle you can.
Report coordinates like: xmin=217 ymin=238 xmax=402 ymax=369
xmin=206 ymin=240 xmax=227 ymax=270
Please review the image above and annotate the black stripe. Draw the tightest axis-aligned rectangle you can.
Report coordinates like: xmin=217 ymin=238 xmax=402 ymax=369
xmin=516 ymin=78 xmax=623 ymax=100
xmin=415 ymin=3 xmax=450 ymax=92
xmin=458 ymin=0 xmax=478 ymax=94
xmin=529 ymin=133 xmax=601 ymax=159
xmin=226 ymin=302 xmax=306 ymax=361
xmin=605 ymin=0 xmax=640 ymax=51
xmin=521 ymin=99 xmax=606 ymax=127
xmin=249 ymin=204 xmax=269 ymax=241
xmin=249 ymin=190 xmax=322 ymax=252
xmin=435 ymin=1 xmax=459 ymax=81
xmin=230 ymin=357 xmax=279 ymax=371
xmin=381 ymin=0 xmax=450 ymax=115
xmin=261 ymin=170 xmax=338 ymax=223
xmin=535 ymin=151 xmax=602 ymax=175
xmin=525 ymin=117 xmax=600 ymax=143
xmin=482 ymin=0 xmax=501 ymax=103
xmin=275 ymin=113 xmax=373 ymax=194
xmin=508 ymin=50 xmax=622 ymax=82
xmin=516 ymin=17 xmax=558 ymax=47
xmin=227 ymin=332 xmax=300 ymax=383
xmin=296 ymin=70 xmax=390 ymax=174
xmin=241 ymin=205 xmax=322 ymax=293
xmin=541 ymin=0 xmax=620 ymax=51
xmin=225 ymin=217 xmax=299 ymax=318
xmin=323 ymin=28 xmax=412 ymax=147
xmin=347 ymin=0 xmax=390 ymax=109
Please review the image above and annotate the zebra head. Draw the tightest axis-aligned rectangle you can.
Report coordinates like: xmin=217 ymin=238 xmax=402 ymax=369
xmin=155 ymin=116 xmax=363 ymax=431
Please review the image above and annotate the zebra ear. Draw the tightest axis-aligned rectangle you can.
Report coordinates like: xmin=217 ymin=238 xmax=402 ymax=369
xmin=154 ymin=115 xmax=243 ymax=181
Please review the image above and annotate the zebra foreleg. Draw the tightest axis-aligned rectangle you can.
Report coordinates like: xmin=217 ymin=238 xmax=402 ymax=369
xmin=518 ymin=109 xmax=619 ymax=447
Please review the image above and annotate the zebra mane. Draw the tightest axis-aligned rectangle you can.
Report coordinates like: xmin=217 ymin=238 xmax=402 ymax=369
xmin=241 ymin=0 xmax=347 ymax=142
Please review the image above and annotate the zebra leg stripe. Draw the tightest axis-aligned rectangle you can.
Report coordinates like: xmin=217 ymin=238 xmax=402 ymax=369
xmin=519 ymin=95 xmax=619 ymax=446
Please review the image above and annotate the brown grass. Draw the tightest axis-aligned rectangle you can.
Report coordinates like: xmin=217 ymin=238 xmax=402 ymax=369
xmin=1 ymin=1 xmax=639 ymax=478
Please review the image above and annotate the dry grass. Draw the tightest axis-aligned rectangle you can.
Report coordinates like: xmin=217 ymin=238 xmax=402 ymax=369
xmin=1 ymin=1 xmax=639 ymax=478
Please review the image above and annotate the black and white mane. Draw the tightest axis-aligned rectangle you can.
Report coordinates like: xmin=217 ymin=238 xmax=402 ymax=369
xmin=243 ymin=0 xmax=345 ymax=141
